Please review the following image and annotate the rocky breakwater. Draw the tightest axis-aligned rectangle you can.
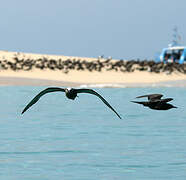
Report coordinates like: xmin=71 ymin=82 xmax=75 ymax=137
xmin=0 ymin=55 xmax=186 ymax=74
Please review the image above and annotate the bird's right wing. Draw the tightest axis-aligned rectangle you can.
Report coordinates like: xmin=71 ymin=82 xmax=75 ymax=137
xmin=136 ymin=94 xmax=163 ymax=101
xmin=159 ymin=98 xmax=173 ymax=103
xmin=76 ymin=89 xmax=121 ymax=119
xmin=22 ymin=87 xmax=65 ymax=114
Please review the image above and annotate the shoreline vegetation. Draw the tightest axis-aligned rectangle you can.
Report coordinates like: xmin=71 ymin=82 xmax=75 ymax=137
xmin=0 ymin=50 xmax=186 ymax=87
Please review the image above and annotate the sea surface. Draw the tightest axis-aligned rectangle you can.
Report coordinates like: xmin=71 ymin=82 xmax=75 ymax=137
xmin=0 ymin=86 xmax=186 ymax=180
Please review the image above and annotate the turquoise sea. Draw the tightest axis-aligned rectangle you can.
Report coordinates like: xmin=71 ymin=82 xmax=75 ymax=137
xmin=0 ymin=86 xmax=186 ymax=180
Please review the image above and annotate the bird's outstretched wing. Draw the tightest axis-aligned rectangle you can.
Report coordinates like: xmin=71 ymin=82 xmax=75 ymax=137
xmin=22 ymin=87 xmax=65 ymax=114
xmin=131 ymin=101 xmax=150 ymax=106
xmin=76 ymin=89 xmax=121 ymax=119
xmin=159 ymin=98 xmax=173 ymax=103
xmin=136 ymin=94 xmax=163 ymax=101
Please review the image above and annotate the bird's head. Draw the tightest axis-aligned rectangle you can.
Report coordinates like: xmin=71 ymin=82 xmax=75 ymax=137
xmin=166 ymin=103 xmax=177 ymax=110
xmin=66 ymin=87 xmax=72 ymax=92
xmin=172 ymin=105 xmax=177 ymax=109
xmin=65 ymin=88 xmax=77 ymax=100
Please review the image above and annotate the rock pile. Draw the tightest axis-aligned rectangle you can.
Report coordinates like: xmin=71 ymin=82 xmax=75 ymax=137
xmin=0 ymin=56 xmax=186 ymax=74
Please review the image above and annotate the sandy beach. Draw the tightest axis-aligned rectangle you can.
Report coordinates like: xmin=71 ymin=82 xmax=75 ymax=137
xmin=0 ymin=50 xmax=186 ymax=87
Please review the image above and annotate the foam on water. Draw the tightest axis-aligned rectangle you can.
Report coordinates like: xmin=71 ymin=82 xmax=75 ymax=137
xmin=79 ymin=80 xmax=186 ymax=88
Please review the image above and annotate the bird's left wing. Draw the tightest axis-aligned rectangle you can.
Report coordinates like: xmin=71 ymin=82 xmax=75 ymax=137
xmin=22 ymin=87 xmax=65 ymax=114
xmin=131 ymin=101 xmax=150 ymax=106
xmin=159 ymin=98 xmax=173 ymax=103
xmin=76 ymin=89 xmax=121 ymax=119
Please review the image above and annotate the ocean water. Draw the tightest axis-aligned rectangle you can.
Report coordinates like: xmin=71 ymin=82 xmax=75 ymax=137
xmin=0 ymin=86 xmax=186 ymax=180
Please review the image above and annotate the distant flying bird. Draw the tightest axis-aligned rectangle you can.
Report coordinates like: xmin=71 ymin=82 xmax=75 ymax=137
xmin=131 ymin=94 xmax=177 ymax=110
xmin=21 ymin=87 xmax=121 ymax=119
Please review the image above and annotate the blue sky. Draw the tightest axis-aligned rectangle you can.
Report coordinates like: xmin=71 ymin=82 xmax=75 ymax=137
xmin=0 ymin=0 xmax=186 ymax=59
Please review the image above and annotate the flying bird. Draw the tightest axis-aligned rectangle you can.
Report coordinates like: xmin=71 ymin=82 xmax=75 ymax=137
xmin=21 ymin=87 xmax=121 ymax=119
xmin=131 ymin=93 xmax=177 ymax=110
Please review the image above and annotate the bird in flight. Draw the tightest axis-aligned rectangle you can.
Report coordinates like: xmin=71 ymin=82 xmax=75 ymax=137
xmin=21 ymin=87 xmax=121 ymax=119
xmin=131 ymin=94 xmax=177 ymax=110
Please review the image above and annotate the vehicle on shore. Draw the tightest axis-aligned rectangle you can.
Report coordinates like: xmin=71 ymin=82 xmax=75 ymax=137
xmin=157 ymin=27 xmax=186 ymax=64
xmin=159 ymin=46 xmax=186 ymax=64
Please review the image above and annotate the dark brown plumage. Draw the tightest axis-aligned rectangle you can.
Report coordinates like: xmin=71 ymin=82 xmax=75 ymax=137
xmin=131 ymin=94 xmax=177 ymax=110
xmin=22 ymin=87 xmax=121 ymax=119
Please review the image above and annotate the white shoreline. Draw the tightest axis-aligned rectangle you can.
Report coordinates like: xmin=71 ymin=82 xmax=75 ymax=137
xmin=0 ymin=76 xmax=186 ymax=87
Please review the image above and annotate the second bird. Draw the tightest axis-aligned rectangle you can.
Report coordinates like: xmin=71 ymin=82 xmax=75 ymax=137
xmin=131 ymin=94 xmax=177 ymax=110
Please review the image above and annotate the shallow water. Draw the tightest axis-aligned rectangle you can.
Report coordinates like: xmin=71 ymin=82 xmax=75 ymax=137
xmin=0 ymin=86 xmax=186 ymax=179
